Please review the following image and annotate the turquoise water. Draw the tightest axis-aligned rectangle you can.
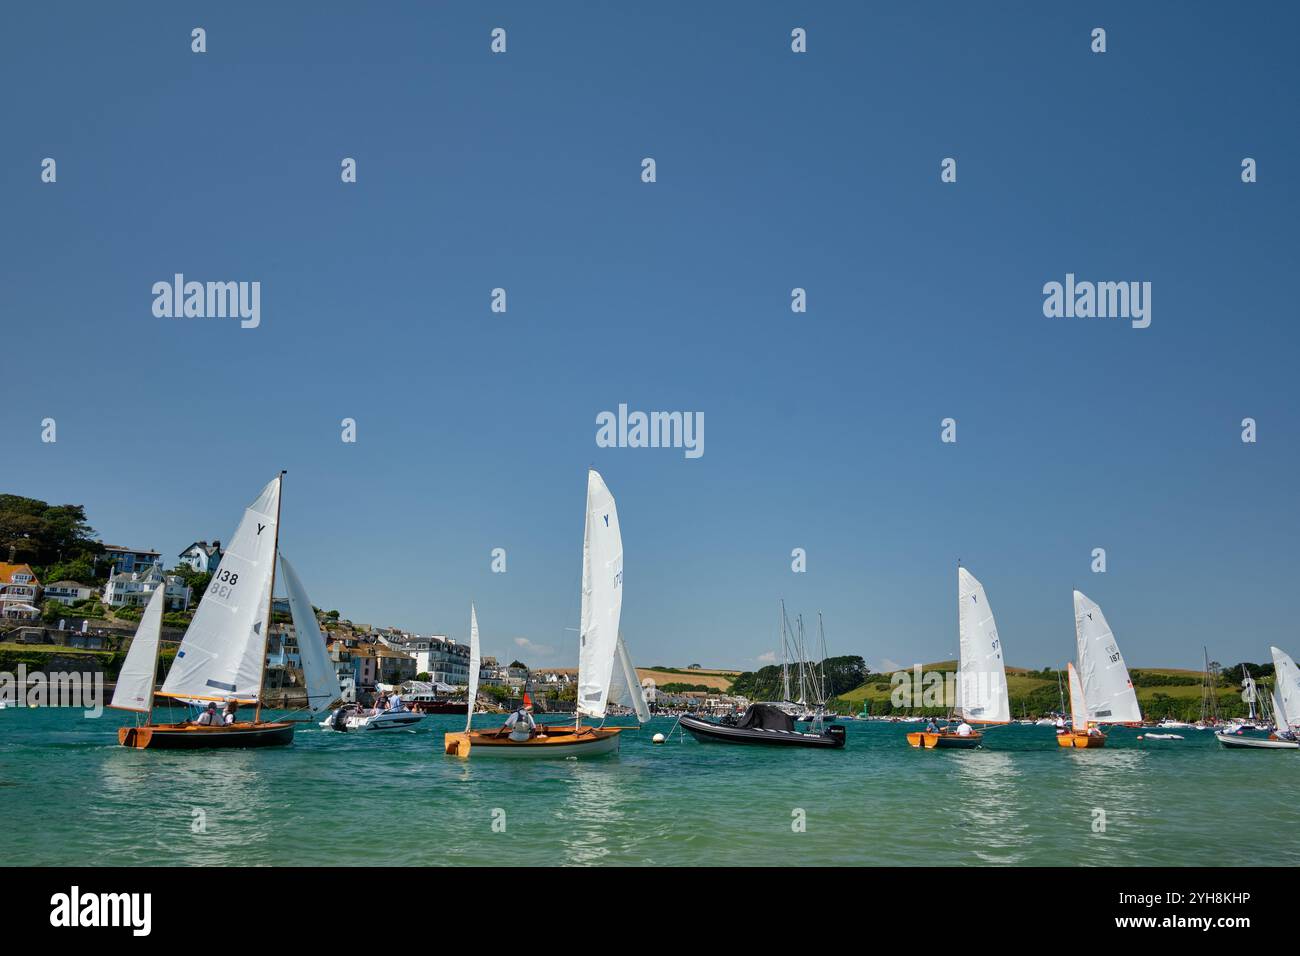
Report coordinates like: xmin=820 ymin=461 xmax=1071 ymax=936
xmin=4 ymin=709 xmax=1298 ymax=866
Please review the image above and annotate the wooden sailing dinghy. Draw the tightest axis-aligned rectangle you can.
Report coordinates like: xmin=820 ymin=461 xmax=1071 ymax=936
xmin=1057 ymin=591 xmax=1141 ymax=748
xmin=909 ymin=567 xmax=1010 ymax=749
xmin=115 ymin=473 xmax=317 ymax=749
xmin=445 ymin=469 xmax=650 ymax=758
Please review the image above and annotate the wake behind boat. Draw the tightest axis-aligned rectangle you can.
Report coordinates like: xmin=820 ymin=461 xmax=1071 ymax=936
xmin=681 ymin=704 xmax=846 ymax=749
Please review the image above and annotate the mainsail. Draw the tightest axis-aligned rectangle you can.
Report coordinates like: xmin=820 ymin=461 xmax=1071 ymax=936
xmin=1073 ymin=590 xmax=1141 ymax=724
xmin=279 ymin=554 xmax=340 ymax=714
xmin=577 ymin=469 xmax=623 ymax=719
xmin=1270 ymin=646 xmax=1300 ymax=731
xmin=607 ymin=633 xmax=651 ymax=723
xmin=956 ymin=568 xmax=1010 ymax=724
xmin=1067 ymin=661 xmax=1087 ymax=732
xmin=109 ymin=584 xmax=167 ymax=713
xmin=161 ymin=476 xmax=280 ymax=704
xmin=466 ymin=603 xmax=480 ymax=732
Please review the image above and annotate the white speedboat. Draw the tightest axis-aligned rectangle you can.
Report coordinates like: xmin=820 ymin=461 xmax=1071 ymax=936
xmin=1216 ymin=730 xmax=1298 ymax=750
xmin=321 ymin=705 xmax=426 ymax=732
xmin=1156 ymin=718 xmax=1194 ymax=729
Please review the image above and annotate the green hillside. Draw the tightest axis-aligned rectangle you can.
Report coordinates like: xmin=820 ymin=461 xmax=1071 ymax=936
xmin=835 ymin=662 xmax=1256 ymax=722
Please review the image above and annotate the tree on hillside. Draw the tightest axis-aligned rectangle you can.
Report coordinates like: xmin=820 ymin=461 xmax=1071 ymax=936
xmin=0 ymin=495 xmax=103 ymax=567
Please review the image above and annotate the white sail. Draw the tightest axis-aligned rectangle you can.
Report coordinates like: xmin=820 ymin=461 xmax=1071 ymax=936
xmin=577 ymin=469 xmax=623 ymax=719
xmin=1067 ymin=661 xmax=1087 ymax=732
xmin=606 ymin=633 xmax=651 ymax=723
xmin=279 ymin=554 xmax=340 ymax=714
xmin=466 ymin=603 xmax=480 ymax=732
xmin=1073 ymin=590 xmax=1142 ymax=724
xmin=1270 ymin=646 xmax=1300 ymax=731
xmin=956 ymin=568 xmax=1010 ymax=724
xmin=109 ymin=584 xmax=167 ymax=713
xmin=1271 ymin=682 xmax=1289 ymax=733
xmin=161 ymin=476 xmax=280 ymax=704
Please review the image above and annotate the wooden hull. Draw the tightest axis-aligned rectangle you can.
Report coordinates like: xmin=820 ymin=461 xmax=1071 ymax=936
xmin=907 ymin=730 xmax=982 ymax=749
xmin=117 ymin=721 xmax=295 ymax=749
xmin=1056 ymin=730 xmax=1107 ymax=748
xmin=444 ymin=726 xmax=622 ymax=758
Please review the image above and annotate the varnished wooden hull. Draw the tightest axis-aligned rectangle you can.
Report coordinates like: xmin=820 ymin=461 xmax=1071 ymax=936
xmin=907 ymin=730 xmax=982 ymax=749
xmin=118 ymin=721 xmax=295 ymax=749
xmin=1056 ymin=730 xmax=1107 ymax=748
xmin=444 ymin=726 xmax=621 ymax=758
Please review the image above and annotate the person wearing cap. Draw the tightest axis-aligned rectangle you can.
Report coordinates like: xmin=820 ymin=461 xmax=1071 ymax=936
xmin=502 ymin=702 xmax=536 ymax=741
xmin=193 ymin=702 xmax=220 ymax=726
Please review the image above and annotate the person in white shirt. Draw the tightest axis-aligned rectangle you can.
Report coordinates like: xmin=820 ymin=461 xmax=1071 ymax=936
xmin=388 ymin=693 xmax=404 ymax=712
xmin=223 ymin=701 xmax=239 ymax=725
xmin=193 ymin=702 xmax=220 ymax=726
xmin=955 ymin=721 xmax=973 ymax=737
xmin=503 ymin=705 xmax=536 ymax=741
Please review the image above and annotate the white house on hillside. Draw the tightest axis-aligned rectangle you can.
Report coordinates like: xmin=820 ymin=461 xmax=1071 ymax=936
xmin=178 ymin=540 xmax=223 ymax=573
xmin=103 ymin=563 xmax=191 ymax=612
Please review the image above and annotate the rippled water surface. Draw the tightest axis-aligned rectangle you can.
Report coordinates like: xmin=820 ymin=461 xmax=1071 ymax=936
xmin=4 ymin=709 xmax=1297 ymax=866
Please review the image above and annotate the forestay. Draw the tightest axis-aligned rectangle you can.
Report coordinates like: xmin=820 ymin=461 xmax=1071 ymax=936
xmin=161 ymin=476 xmax=280 ymax=704
xmin=1073 ymin=590 xmax=1141 ymax=724
xmin=577 ymin=469 xmax=623 ymax=719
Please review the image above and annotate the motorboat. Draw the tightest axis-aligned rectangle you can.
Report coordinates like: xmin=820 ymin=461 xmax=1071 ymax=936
xmin=680 ymin=704 xmax=845 ymax=749
xmin=321 ymin=703 xmax=425 ymax=732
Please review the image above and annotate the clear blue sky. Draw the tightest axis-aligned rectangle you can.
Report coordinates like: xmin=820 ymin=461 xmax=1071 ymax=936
xmin=4 ymin=3 xmax=1297 ymax=672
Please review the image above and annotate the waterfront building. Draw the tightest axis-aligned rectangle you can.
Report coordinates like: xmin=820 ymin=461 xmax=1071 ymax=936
xmin=177 ymin=540 xmax=223 ymax=573
xmin=42 ymin=580 xmax=94 ymax=604
xmin=98 ymin=545 xmax=161 ymax=574
xmin=0 ymin=563 xmax=41 ymax=620
xmin=103 ymin=563 xmax=192 ymax=611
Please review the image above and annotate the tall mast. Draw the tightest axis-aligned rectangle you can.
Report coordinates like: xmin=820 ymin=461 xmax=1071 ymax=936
xmin=780 ymin=600 xmax=790 ymax=703
xmin=254 ymin=471 xmax=286 ymax=725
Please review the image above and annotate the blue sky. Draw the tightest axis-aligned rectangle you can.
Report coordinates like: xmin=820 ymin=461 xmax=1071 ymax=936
xmin=4 ymin=3 xmax=1297 ymax=671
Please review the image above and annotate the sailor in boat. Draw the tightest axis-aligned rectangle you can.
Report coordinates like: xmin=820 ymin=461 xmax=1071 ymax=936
xmin=387 ymin=692 xmax=406 ymax=712
xmin=222 ymin=701 xmax=239 ymax=725
xmin=193 ymin=702 xmax=221 ymax=726
xmin=501 ymin=703 xmax=537 ymax=741
xmin=955 ymin=720 xmax=973 ymax=737
xmin=1054 ymin=716 xmax=1067 ymax=735
xmin=925 ymin=717 xmax=940 ymax=733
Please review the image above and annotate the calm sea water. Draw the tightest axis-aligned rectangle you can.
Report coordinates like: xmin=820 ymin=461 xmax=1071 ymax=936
xmin=3 ymin=708 xmax=1297 ymax=866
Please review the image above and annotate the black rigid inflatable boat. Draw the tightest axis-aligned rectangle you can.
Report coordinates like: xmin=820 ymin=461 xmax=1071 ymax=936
xmin=680 ymin=703 xmax=846 ymax=749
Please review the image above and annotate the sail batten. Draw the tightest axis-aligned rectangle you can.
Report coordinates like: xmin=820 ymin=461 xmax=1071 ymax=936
xmin=577 ymin=469 xmax=623 ymax=719
xmin=1073 ymin=590 xmax=1141 ymax=725
xmin=956 ymin=568 xmax=1010 ymax=724
xmin=160 ymin=476 xmax=281 ymax=704
xmin=109 ymin=584 xmax=167 ymax=713
xmin=279 ymin=554 xmax=340 ymax=713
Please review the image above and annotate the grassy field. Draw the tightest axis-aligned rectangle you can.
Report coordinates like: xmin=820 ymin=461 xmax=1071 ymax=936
xmin=834 ymin=661 xmax=1248 ymax=719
